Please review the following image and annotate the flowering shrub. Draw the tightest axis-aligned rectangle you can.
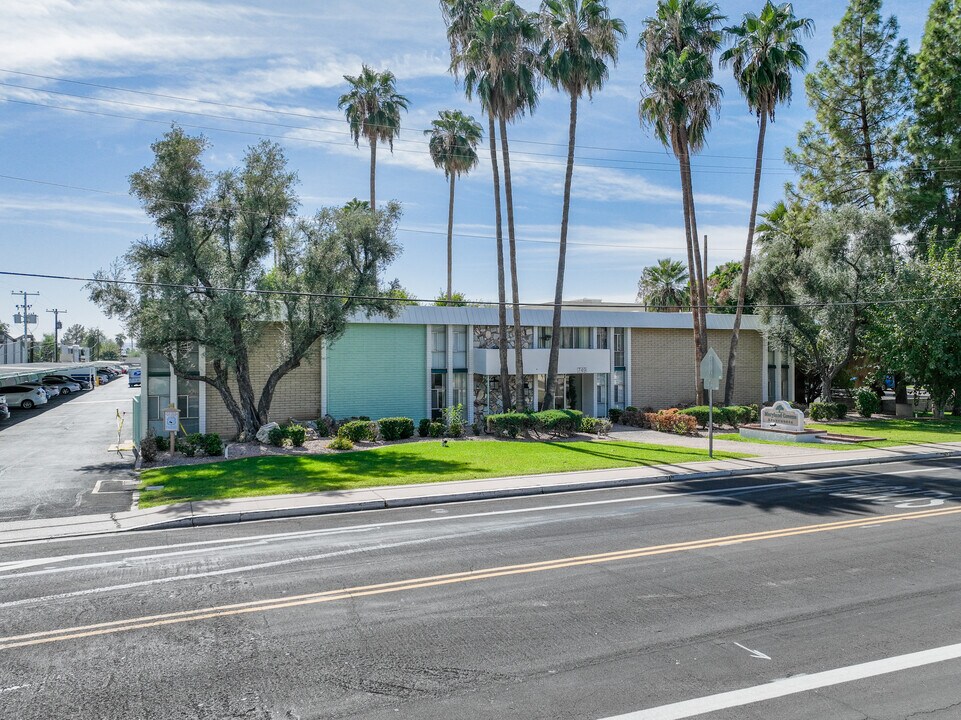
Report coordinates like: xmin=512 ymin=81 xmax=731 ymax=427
xmin=644 ymin=408 xmax=698 ymax=436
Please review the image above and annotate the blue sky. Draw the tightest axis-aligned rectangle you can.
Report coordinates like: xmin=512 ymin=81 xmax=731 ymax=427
xmin=0 ymin=0 xmax=928 ymax=340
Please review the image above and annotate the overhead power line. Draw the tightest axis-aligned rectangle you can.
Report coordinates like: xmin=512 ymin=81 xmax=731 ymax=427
xmin=0 ymin=269 xmax=942 ymax=312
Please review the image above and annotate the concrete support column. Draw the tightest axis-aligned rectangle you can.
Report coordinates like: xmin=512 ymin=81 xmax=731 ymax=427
xmin=774 ymin=346 xmax=783 ymax=401
xmin=788 ymin=350 xmax=796 ymax=403
xmin=320 ymin=338 xmax=328 ymax=417
xmin=466 ymin=324 xmax=474 ymax=425
xmin=446 ymin=324 xmax=454 ymax=412
xmin=761 ymin=334 xmax=769 ymax=404
xmin=624 ymin=328 xmax=632 ymax=407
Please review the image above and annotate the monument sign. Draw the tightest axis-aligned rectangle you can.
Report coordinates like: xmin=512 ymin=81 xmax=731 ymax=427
xmin=760 ymin=401 xmax=805 ymax=431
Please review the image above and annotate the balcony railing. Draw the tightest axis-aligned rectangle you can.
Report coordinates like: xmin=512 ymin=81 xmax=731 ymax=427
xmin=472 ymin=347 xmax=611 ymax=375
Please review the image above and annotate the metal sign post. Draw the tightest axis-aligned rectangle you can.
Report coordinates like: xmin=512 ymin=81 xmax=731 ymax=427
xmin=700 ymin=348 xmax=723 ymax=459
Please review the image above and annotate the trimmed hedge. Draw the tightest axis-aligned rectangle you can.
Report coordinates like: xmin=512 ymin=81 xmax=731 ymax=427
xmin=338 ymin=419 xmax=378 ymax=442
xmin=533 ymin=409 xmax=583 ymax=436
xmin=608 ymin=408 xmax=623 ymax=424
xmin=379 ymin=417 xmax=415 ymax=441
xmin=854 ymin=388 xmax=880 ymax=418
xmin=418 ymin=418 xmax=432 ymax=438
xmin=486 ymin=412 xmax=533 ymax=438
xmin=621 ymin=409 xmax=648 ymax=428
xmin=809 ymin=401 xmax=848 ymax=421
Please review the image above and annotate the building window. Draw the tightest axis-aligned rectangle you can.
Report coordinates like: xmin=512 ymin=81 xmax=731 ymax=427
xmin=431 ymin=326 xmax=447 ymax=370
xmin=612 ymin=370 xmax=625 ymax=408
xmin=596 ymin=327 xmax=609 ymax=350
xmin=452 ymin=372 xmax=468 ymax=408
xmin=538 ymin=327 xmax=553 ymax=349
xmin=431 ymin=373 xmax=446 ymax=419
xmin=613 ymin=328 xmax=625 ymax=368
xmin=452 ymin=326 xmax=468 ymax=370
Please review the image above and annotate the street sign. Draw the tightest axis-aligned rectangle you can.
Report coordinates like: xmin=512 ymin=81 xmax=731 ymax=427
xmin=163 ymin=407 xmax=180 ymax=433
xmin=700 ymin=347 xmax=723 ymax=391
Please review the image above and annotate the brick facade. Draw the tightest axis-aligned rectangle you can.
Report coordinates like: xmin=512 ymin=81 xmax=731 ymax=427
xmin=630 ymin=328 xmax=762 ymax=409
xmin=204 ymin=323 xmax=323 ymax=438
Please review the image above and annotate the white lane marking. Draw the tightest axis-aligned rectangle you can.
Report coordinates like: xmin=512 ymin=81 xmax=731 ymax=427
xmin=0 ymin=533 xmax=467 ymax=609
xmin=0 ymin=480 xmax=805 ymax=576
xmin=0 ymin=684 xmax=29 ymax=693
xmin=732 ymin=642 xmax=771 ymax=660
xmin=598 ymin=640 xmax=961 ymax=720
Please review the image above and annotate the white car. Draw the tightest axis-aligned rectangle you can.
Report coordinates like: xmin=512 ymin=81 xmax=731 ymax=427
xmin=20 ymin=381 xmax=58 ymax=400
xmin=41 ymin=378 xmax=82 ymax=396
xmin=0 ymin=385 xmax=49 ymax=409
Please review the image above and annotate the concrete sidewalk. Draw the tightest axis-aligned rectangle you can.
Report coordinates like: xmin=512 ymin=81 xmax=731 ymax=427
xmin=3 ymin=440 xmax=961 ymax=544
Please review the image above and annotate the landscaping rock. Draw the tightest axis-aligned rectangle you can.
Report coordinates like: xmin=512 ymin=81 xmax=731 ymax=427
xmin=256 ymin=422 xmax=280 ymax=444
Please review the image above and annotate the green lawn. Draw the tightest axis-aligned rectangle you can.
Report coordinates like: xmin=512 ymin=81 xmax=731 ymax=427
xmin=717 ymin=416 xmax=961 ymax=450
xmin=138 ymin=440 xmax=752 ymax=508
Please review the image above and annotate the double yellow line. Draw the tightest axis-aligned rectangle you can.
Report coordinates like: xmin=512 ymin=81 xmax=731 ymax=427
xmin=3 ymin=504 xmax=961 ymax=651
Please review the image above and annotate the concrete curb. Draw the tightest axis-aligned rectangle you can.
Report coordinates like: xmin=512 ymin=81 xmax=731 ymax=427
xmin=134 ymin=445 xmax=961 ymax=532
xmin=3 ymin=444 xmax=960 ymax=544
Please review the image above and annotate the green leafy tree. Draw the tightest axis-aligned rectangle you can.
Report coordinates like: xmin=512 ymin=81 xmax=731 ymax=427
xmin=425 ymin=109 xmax=483 ymax=303
xmin=386 ymin=278 xmax=418 ymax=306
xmin=338 ymin=65 xmax=410 ymax=211
xmin=784 ymin=0 xmax=913 ymax=208
xmin=83 ymin=328 xmax=107 ymax=360
xmin=707 ymin=261 xmax=750 ymax=313
xmin=461 ymin=1 xmax=542 ymax=412
xmin=540 ymin=0 xmax=626 ymax=410
xmin=720 ymin=0 xmax=812 ymax=404
xmin=99 ymin=340 xmax=121 ymax=361
xmin=896 ymin=0 xmax=961 ymax=253
xmin=639 ymin=0 xmax=724 ymax=404
xmin=39 ymin=333 xmax=56 ymax=362
xmin=61 ymin=323 xmax=86 ymax=345
xmin=751 ymin=204 xmax=896 ymax=401
xmin=868 ymin=250 xmax=961 ymax=418
xmin=636 ymin=258 xmax=689 ymax=310
xmin=90 ymin=127 xmax=401 ymax=439
xmin=435 ymin=290 xmax=470 ymax=306
xmin=444 ymin=0 xmax=512 ymax=410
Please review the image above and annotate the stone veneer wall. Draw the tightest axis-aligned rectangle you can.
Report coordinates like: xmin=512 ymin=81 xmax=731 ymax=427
xmin=473 ymin=374 xmax=535 ymax=418
xmin=204 ymin=323 xmax=323 ymax=438
xmin=473 ymin=325 xmax=534 ymax=349
xmin=630 ymin=328 xmax=762 ymax=409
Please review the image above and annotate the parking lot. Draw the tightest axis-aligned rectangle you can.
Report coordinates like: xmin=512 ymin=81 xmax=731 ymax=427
xmin=0 ymin=378 xmax=139 ymax=521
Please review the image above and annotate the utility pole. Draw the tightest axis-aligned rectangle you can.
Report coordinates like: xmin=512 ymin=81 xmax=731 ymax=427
xmin=47 ymin=308 xmax=66 ymax=362
xmin=11 ymin=290 xmax=39 ymax=361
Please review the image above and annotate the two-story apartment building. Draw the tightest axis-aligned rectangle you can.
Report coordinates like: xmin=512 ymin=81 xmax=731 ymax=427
xmin=139 ymin=305 xmax=793 ymax=439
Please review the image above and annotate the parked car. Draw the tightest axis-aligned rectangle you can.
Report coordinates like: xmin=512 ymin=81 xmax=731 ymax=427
xmin=46 ymin=374 xmax=92 ymax=390
xmin=20 ymin=381 xmax=58 ymax=400
xmin=96 ymin=370 xmax=115 ymax=383
xmin=0 ymin=385 xmax=49 ymax=409
xmin=41 ymin=377 xmax=83 ymax=396
xmin=0 ymin=395 xmax=9 ymax=421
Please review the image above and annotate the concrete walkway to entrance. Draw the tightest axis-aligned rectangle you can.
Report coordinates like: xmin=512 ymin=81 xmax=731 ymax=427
xmin=2 ymin=439 xmax=960 ymax=544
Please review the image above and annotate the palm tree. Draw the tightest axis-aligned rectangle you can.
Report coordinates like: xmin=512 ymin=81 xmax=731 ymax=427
xmin=539 ymin=0 xmax=625 ymax=410
xmin=720 ymin=1 xmax=813 ymax=404
xmin=639 ymin=0 xmax=724 ymax=404
xmin=338 ymin=65 xmax=410 ymax=211
xmin=425 ymin=110 xmax=484 ymax=303
xmin=637 ymin=258 xmax=690 ymax=310
xmin=460 ymin=1 xmax=542 ymax=412
xmin=444 ymin=0 xmax=513 ymax=410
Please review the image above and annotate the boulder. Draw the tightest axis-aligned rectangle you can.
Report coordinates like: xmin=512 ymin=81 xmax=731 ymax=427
xmin=256 ymin=422 xmax=280 ymax=444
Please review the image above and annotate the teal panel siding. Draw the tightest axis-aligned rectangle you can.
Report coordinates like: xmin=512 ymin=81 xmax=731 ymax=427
xmin=327 ymin=324 xmax=427 ymax=420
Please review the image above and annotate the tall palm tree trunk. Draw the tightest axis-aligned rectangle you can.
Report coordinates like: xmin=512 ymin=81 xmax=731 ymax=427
xmin=544 ymin=92 xmax=578 ymax=410
xmin=446 ymin=173 xmax=456 ymax=303
xmin=677 ymin=155 xmax=704 ymax=406
xmin=369 ymin=137 xmax=377 ymax=211
xmin=724 ymin=111 xmax=767 ymax=405
xmin=488 ymin=115 xmax=512 ymax=411
xmin=499 ymin=116 xmax=525 ymax=412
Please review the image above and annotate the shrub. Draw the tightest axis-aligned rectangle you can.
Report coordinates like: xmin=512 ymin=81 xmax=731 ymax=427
xmin=176 ymin=433 xmax=202 ymax=457
xmin=580 ymin=416 xmax=597 ymax=433
xmin=721 ymin=406 xmax=755 ymax=428
xmin=748 ymin=404 xmax=760 ymax=422
xmin=378 ymin=417 xmax=415 ymax=441
xmin=418 ymin=418 xmax=432 ymax=438
xmin=532 ymin=409 xmax=583 ymax=436
xmin=155 ymin=435 xmax=169 ymax=451
xmin=608 ymin=408 xmax=623 ymax=424
xmin=854 ymin=388 xmax=880 ymax=418
xmin=286 ymin=424 xmax=307 ymax=447
xmin=809 ymin=402 xmax=832 ymax=421
xmin=645 ymin=408 xmax=698 ymax=436
xmin=428 ymin=421 xmax=445 ymax=438
xmin=834 ymin=401 xmax=849 ymax=419
xmin=625 ymin=406 xmax=639 ymax=413
xmin=486 ymin=411 xmax=533 ymax=438
xmin=316 ymin=415 xmax=337 ymax=437
xmin=200 ymin=433 xmax=223 ymax=456
xmin=267 ymin=426 xmax=287 ymax=447
xmin=327 ymin=435 xmax=353 ymax=451
xmin=140 ymin=431 xmax=158 ymax=462
xmin=581 ymin=416 xmax=612 ymax=436
xmin=442 ymin=403 xmax=465 ymax=437
xmin=684 ymin=406 xmax=711 ymax=428
xmin=338 ymin=420 xmax=378 ymax=443
xmin=621 ymin=409 xmax=648 ymax=428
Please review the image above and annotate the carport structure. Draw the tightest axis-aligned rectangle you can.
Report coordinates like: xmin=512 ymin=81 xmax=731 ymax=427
xmin=0 ymin=362 xmax=97 ymax=385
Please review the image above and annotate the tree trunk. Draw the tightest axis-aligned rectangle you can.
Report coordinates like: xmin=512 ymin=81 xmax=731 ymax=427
xmin=894 ymin=371 xmax=907 ymax=404
xmin=677 ymin=140 xmax=705 ymax=405
xmin=369 ymin=136 xmax=377 ymax=212
xmin=225 ymin=318 xmax=262 ymax=438
xmin=488 ymin=115 xmax=511 ymax=411
xmin=544 ymin=93 xmax=578 ymax=411
xmin=499 ymin=117 xmax=525 ymax=412
xmin=681 ymin=144 xmax=709 ymax=359
xmin=447 ymin=173 xmax=455 ymax=303
xmin=724 ymin=111 xmax=768 ymax=405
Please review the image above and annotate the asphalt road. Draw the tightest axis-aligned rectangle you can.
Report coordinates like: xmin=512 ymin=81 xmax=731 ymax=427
xmin=2 ymin=458 xmax=961 ymax=719
xmin=0 ymin=379 xmax=138 ymax=521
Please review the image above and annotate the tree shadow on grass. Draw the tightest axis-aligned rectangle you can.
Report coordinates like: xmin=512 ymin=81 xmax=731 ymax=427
xmin=548 ymin=440 xmax=739 ymax=465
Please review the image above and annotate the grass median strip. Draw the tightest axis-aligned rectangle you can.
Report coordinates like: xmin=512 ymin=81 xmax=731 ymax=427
xmin=719 ymin=417 xmax=961 ymax=450
xmin=138 ymin=440 xmax=751 ymax=507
